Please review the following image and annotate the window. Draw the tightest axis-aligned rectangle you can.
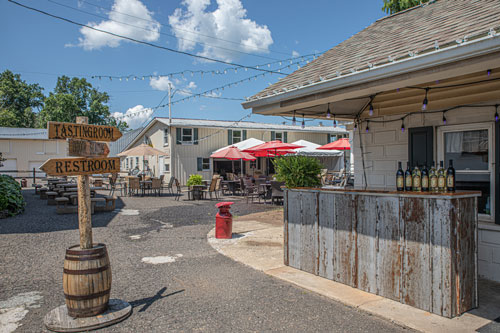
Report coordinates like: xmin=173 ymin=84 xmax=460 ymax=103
xmin=202 ymin=158 xmax=210 ymax=171
xmin=250 ymin=160 xmax=257 ymax=169
xmin=164 ymin=128 xmax=169 ymax=146
xmin=164 ymin=164 xmax=170 ymax=172
xmin=176 ymin=127 xmax=199 ymax=144
xmin=438 ymin=123 xmax=493 ymax=219
xmin=135 ymin=157 xmax=139 ymax=167
xmin=275 ymin=132 xmax=283 ymax=141
xmin=126 ymin=158 xmax=129 ymax=169
xmin=232 ymin=130 xmax=242 ymax=144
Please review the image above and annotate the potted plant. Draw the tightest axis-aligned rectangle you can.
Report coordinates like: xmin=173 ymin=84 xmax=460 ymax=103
xmin=186 ymin=174 xmax=203 ymax=187
xmin=272 ymin=155 xmax=323 ymax=188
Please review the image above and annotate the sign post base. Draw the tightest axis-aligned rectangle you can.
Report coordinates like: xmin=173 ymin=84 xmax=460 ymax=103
xmin=44 ymin=299 xmax=132 ymax=332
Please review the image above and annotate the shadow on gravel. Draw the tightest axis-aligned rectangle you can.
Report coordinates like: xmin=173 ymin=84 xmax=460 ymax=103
xmin=129 ymin=287 xmax=185 ymax=312
xmin=0 ymin=189 xmax=123 ymax=234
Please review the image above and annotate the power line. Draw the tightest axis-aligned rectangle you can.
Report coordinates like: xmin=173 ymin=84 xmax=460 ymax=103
xmin=8 ymin=0 xmax=287 ymax=75
xmin=76 ymin=0 xmax=295 ymax=58
xmin=47 ymin=0 xmax=280 ymax=61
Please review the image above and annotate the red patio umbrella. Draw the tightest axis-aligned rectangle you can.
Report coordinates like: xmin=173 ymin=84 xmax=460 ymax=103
xmin=243 ymin=140 xmax=304 ymax=174
xmin=317 ymin=138 xmax=351 ymax=173
xmin=210 ymin=146 xmax=256 ymax=176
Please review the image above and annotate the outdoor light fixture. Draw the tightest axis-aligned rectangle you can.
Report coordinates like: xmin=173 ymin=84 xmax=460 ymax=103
xmin=326 ymin=104 xmax=331 ymax=118
xmin=422 ymin=88 xmax=429 ymax=110
xmin=333 ymin=114 xmax=337 ymax=128
xmin=301 ymin=114 xmax=305 ymax=129
xmin=366 ymin=120 xmax=369 ymax=133
xmin=442 ymin=112 xmax=447 ymax=124
xmin=354 ymin=122 xmax=358 ymax=131
xmin=487 ymin=69 xmax=492 ymax=76
xmin=369 ymin=103 xmax=374 ymax=116
xmin=495 ymin=105 xmax=499 ymax=122
xmin=401 ymin=120 xmax=405 ymax=133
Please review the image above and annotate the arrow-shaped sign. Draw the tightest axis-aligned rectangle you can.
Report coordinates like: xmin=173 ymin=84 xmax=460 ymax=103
xmin=68 ymin=139 xmax=110 ymax=158
xmin=40 ymin=157 xmax=120 ymax=176
xmin=48 ymin=122 xmax=122 ymax=142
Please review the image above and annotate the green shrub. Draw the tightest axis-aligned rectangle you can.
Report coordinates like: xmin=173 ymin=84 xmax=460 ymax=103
xmin=186 ymin=174 xmax=203 ymax=187
xmin=272 ymin=156 xmax=323 ymax=188
xmin=0 ymin=174 xmax=25 ymax=218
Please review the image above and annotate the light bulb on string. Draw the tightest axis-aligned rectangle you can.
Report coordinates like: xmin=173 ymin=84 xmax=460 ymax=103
xmin=369 ymin=103 xmax=374 ymax=116
xmin=326 ymin=104 xmax=331 ymax=118
xmin=301 ymin=115 xmax=305 ymax=129
xmin=366 ymin=120 xmax=370 ymax=133
xmin=442 ymin=113 xmax=447 ymax=124
xmin=487 ymin=69 xmax=492 ymax=76
xmin=333 ymin=114 xmax=337 ymax=128
xmin=422 ymin=88 xmax=429 ymax=110
xmin=354 ymin=121 xmax=358 ymax=131
xmin=401 ymin=120 xmax=405 ymax=133
xmin=495 ymin=105 xmax=499 ymax=122
xmin=292 ymin=111 xmax=297 ymax=126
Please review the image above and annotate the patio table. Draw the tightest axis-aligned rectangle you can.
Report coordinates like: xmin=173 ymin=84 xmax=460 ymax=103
xmin=259 ymin=183 xmax=272 ymax=202
xmin=222 ymin=180 xmax=239 ymax=196
xmin=140 ymin=180 xmax=152 ymax=196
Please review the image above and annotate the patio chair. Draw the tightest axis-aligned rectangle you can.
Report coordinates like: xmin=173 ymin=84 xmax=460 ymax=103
xmin=149 ymin=178 xmax=161 ymax=196
xmin=243 ymin=179 xmax=259 ymax=203
xmin=162 ymin=176 xmax=175 ymax=196
xmin=202 ymin=177 xmax=218 ymax=200
xmin=108 ymin=173 xmax=125 ymax=197
xmin=174 ymin=178 xmax=192 ymax=201
xmin=271 ymin=181 xmax=285 ymax=205
xmin=128 ymin=177 xmax=141 ymax=196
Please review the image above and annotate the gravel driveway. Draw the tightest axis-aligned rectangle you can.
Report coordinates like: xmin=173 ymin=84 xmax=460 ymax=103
xmin=0 ymin=190 xmax=411 ymax=332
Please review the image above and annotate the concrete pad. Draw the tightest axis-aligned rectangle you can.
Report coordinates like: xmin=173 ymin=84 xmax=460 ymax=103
xmin=208 ymin=210 xmax=498 ymax=333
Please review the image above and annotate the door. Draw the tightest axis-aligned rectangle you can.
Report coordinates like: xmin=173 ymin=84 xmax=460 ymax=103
xmin=408 ymin=126 xmax=433 ymax=167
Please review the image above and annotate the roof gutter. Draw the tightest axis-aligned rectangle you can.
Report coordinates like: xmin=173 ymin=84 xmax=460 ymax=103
xmin=242 ymin=35 xmax=500 ymax=110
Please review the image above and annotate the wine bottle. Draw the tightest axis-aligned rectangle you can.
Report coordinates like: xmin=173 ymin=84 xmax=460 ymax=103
xmin=405 ymin=162 xmax=412 ymax=191
xmin=421 ymin=164 xmax=429 ymax=192
xmin=447 ymin=159 xmax=455 ymax=192
xmin=396 ymin=162 xmax=404 ymax=191
xmin=412 ymin=165 xmax=421 ymax=192
xmin=438 ymin=161 xmax=446 ymax=192
xmin=429 ymin=161 xmax=438 ymax=192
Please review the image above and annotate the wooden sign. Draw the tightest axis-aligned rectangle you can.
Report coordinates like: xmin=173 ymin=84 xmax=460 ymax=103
xmin=48 ymin=122 xmax=122 ymax=142
xmin=40 ymin=157 xmax=120 ymax=176
xmin=69 ymin=139 xmax=110 ymax=158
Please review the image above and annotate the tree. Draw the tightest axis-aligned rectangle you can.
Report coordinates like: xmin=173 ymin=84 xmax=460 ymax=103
xmin=38 ymin=76 xmax=128 ymax=131
xmin=382 ymin=0 xmax=430 ymax=14
xmin=0 ymin=70 xmax=45 ymax=128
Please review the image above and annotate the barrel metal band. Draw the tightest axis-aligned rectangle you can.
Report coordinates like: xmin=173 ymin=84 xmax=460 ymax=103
xmin=65 ymin=252 xmax=106 ymax=261
xmin=63 ymin=264 xmax=109 ymax=275
xmin=64 ymin=289 xmax=111 ymax=301
xmin=66 ymin=243 xmax=106 ymax=255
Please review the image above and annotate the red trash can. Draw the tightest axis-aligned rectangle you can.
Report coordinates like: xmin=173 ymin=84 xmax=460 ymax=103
xmin=215 ymin=202 xmax=234 ymax=239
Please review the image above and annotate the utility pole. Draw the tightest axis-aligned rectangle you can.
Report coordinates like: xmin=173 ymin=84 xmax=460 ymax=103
xmin=168 ymin=82 xmax=174 ymax=181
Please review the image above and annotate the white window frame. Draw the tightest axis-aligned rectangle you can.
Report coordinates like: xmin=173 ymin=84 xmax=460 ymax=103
xmin=164 ymin=128 xmax=169 ymax=146
xmin=181 ymin=128 xmax=194 ymax=145
xmin=202 ymin=158 xmax=210 ymax=171
xmin=164 ymin=163 xmax=170 ymax=172
xmin=232 ymin=130 xmax=242 ymax=144
xmin=437 ymin=122 xmax=494 ymax=222
xmin=274 ymin=131 xmax=284 ymax=141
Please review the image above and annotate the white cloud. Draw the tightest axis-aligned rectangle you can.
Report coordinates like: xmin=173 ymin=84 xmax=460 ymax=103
xmin=168 ymin=0 xmax=273 ymax=62
xmin=149 ymin=76 xmax=174 ymax=91
xmin=187 ymin=81 xmax=197 ymax=89
xmin=113 ymin=105 xmax=153 ymax=129
xmin=292 ymin=50 xmax=300 ymax=58
xmin=77 ymin=0 xmax=160 ymax=50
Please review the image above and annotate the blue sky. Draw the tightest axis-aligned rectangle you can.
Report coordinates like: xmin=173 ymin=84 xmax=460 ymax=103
xmin=1 ymin=0 xmax=386 ymax=129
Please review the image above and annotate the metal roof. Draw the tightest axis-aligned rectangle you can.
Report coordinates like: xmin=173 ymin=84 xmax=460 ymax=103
xmin=0 ymin=127 xmax=49 ymax=140
xmin=246 ymin=0 xmax=500 ymax=102
xmin=155 ymin=117 xmax=347 ymax=133
xmin=108 ymin=127 xmax=143 ymax=157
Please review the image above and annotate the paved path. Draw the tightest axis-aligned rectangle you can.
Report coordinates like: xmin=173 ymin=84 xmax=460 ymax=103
xmin=0 ymin=190 xmax=410 ymax=332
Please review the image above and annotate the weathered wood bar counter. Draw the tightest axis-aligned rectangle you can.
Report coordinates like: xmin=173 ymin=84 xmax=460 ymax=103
xmin=284 ymin=188 xmax=480 ymax=318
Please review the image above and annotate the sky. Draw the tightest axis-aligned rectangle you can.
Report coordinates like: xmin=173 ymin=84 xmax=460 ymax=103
xmin=0 ymin=0 xmax=386 ymax=130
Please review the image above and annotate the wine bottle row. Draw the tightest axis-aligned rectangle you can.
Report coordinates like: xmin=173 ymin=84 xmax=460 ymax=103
xmin=396 ymin=160 xmax=455 ymax=192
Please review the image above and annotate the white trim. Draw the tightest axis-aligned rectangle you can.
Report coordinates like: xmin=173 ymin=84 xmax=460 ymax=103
xmin=479 ymin=221 xmax=500 ymax=232
xmin=437 ymin=122 xmax=494 ymax=221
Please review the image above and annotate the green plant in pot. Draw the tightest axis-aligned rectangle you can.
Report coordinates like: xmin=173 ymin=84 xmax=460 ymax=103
xmin=272 ymin=155 xmax=323 ymax=188
xmin=186 ymin=174 xmax=203 ymax=187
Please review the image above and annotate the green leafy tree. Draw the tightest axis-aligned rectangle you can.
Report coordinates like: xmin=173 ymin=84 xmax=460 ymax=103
xmin=38 ymin=76 xmax=128 ymax=131
xmin=0 ymin=70 xmax=45 ymax=128
xmin=382 ymin=0 xmax=430 ymax=14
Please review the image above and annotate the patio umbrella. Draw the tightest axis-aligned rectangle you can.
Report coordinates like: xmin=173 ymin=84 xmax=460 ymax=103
xmin=243 ymin=140 xmax=304 ymax=175
xmin=210 ymin=146 xmax=256 ymax=176
xmin=317 ymin=138 xmax=350 ymax=172
xmin=117 ymin=143 xmax=167 ymax=175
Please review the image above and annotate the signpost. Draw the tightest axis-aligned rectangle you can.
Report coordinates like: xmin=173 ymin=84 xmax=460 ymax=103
xmin=43 ymin=117 xmax=131 ymax=331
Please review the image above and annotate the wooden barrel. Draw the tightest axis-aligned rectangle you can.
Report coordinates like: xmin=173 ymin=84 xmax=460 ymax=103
xmin=63 ymin=243 xmax=112 ymax=318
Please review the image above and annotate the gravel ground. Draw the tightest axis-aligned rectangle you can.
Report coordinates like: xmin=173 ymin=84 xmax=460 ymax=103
xmin=0 ymin=190 xmax=412 ymax=332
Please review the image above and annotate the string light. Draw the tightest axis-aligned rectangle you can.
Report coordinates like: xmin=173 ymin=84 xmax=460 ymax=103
xmin=442 ymin=112 xmax=447 ymax=124
xmin=487 ymin=69 xmax=492 ymax=76
xmin=495 ymin=104 xmax=499 ymax=122
xmin=369 ymin=102 xmax=374 ymax=116
xmin=333 ymin=114 xmax=337 ymax=128
xmin=301 ymin=115 xmax=305 ymax=129
xmin=326 ymin=103 xmax=331 ymax=118
xmin=292 ymin=111 xmax=297 ymax=126
xmin=365 ymin=120 xmax=369 ymax=133
xmin=401 ymin=120 xmax=405 ymax=133
xmin=354 ymin=121 xmax=358 ymax=131
xmin=422 ymin=88 xmax=429 ymax=110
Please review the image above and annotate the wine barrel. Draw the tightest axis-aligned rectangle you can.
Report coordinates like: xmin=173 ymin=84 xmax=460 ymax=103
xmin=63 ymin=243 xmax=112 ymax=318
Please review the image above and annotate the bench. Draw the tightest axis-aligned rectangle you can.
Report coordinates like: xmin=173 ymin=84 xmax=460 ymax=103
xmin=55 ymin=197 xmax=77 ymax=214
xmin=39 ymin=187 xmax=49 ymax=199
xmin=46 ymin=191 xmax=59 ymax=205
xmin=91 ymin=197 xmax=106 ymax=214
xmin=95 ymin=196 xmax=116 ymax=212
